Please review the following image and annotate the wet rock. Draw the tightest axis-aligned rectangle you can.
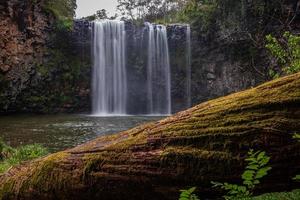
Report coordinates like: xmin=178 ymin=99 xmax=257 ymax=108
xmin=0 ymin=65 xmax=11 ymax=73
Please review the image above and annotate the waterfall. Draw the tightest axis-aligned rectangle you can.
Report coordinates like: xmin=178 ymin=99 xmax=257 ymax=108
xmin=145 ymin=22 xmax=171 ymax=115
xmin=186 ymin=25 xmax=192 ymax=108
xmin=92 ymin=20 xmax=127 ymax=115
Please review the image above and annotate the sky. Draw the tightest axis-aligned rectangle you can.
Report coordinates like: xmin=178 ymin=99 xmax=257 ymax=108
xmin=76 ymin=0 xmax=119 ymax=18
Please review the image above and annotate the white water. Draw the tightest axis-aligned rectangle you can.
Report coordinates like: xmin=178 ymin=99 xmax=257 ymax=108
xmin=92 ymin=20 xmax=127 ymax=115
xmin=186 ymin=25 xmax=192 ymax=108
xmin=145 ymin=22 xmax=171 ymax=115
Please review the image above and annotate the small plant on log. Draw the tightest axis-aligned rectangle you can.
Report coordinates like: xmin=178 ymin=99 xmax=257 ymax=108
xmin=212 ymin=150 xmax=272 ymax=199
xmin=179 ymin=150 xmax=272 ymax=200
xmin=179 ymin=187 xmax=200 ymax=200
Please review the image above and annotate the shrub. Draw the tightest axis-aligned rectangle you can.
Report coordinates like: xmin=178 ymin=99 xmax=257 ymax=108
xmin=179 ymin=150 xmax=271 ymax=200
xmin=212 ymin=150 xmax=272 ymax=199
xmin=179 ymin=187 xmax=200 ymax=200
xmin=43 ymin=0 xmax=76 ymax=30
xmin=266 ymin=32 xmax=300 ymax=79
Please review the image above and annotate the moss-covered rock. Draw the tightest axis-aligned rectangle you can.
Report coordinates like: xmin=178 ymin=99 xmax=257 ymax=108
xmin=0 ymin=0 xmax=90 ymax=114
xmin=0 ymin=73 xmax=300 ymax=199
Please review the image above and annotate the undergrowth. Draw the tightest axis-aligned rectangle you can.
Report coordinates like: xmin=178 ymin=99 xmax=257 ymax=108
xmin=179 ymin=150 xmax=272 ymax=200
xmin=0 ymin=138 xmax=48 ymax=173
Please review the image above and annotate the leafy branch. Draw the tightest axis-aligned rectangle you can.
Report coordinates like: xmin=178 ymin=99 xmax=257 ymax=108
xmin=212 ymin=150 xmax=272 ymax=200
xmin=179 ymin=187 xmax=200 ymax=200
xmin=266 ymin=32 xmax=300 ymax=79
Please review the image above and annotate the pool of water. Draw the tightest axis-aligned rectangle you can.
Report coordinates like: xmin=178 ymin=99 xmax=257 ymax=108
xmin=0 ymin=115 xmax=163 ymax=152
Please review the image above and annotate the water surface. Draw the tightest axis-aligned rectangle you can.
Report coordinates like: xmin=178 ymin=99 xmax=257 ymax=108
xmin=0 ymin=115 xmax=163 ymax=152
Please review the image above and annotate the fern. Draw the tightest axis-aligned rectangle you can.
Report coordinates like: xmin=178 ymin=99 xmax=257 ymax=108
xmin=212 ymin=150 xmax=272 ymax=199
xmin=179 ymin=187 xmax=200 ymax=200
xmin=293 ymin=133 xmax=300 ymax=141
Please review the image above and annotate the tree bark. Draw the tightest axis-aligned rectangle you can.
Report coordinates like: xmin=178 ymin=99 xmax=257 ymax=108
xmin=1 ymin=73 xmax=300 ymax=200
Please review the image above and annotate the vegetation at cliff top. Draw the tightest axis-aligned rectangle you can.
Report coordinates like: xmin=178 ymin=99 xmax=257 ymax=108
xmin=0 ymin=139 xmax=48 ymax=173
xmin=266 ymin=32 xmax=300 ymax=79
xmin=43 ymin=0 xmax=76 ymax=29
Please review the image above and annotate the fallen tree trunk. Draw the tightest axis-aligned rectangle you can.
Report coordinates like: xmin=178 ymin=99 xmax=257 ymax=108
xmin=1 ymin=73 xmax=300 ymax=200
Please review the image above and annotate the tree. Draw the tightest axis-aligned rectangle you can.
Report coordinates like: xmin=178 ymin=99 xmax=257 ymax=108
xmin=96 ymin=9 xmax=108 ymax=19
xmin=116 ymin=0 xmax=188 ymax=22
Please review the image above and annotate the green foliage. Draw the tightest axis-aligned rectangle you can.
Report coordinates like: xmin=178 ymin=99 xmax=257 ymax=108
xmin=266 ymin=32 xmax=300 ymax=79
xmin=179 ymin=187 xmax=200 ymax=200
xmin=0 ymin=139 xmax=48 ymax=173
xmin=83 ymin=9 xmax=118 ymax=21
xmin=293 ymin=175 xmax=300 ymax=182
xmin=212 ymin=150 xmax=272 ymax=199
xmin=293 ymin=133 xmax=300 ymax=141
xmin=178 ymin=0 xmax=217 ymax=30
xmin=241 ymin=189 xmax=300 ymax=200
xmin=0 ymin=139 xmax=14 ymax=161
xmin=116 ymin=0 xmax=188 ymax=23
xmin=211 ymin=182 xmax=249 ymax=199
xmin=55 ymin=18 xmax=73 ymax=31
xmin=43 ymin=0 xmax=76 ymax=30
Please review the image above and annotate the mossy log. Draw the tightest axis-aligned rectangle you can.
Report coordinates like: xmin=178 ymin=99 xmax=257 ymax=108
xmin=1 ymin=73 xmax=300 ymax=200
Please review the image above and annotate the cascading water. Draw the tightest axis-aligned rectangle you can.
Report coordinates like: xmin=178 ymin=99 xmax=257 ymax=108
xmin=92 ymin=20 xmax=127 ymax=115
xmin=186 ymin=25 xmax=192 ymax=108
xmin=145 ymin=22 xmax=171 ymax=115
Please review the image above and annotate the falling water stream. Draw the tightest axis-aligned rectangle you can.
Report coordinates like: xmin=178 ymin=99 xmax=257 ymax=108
xmin=145 ymin=22 xmax=171 ymax=115
xmin=186 ymin=25 xmax=192 ymax=108
xmin=92 ymin=20 xmax=190 ymax=116
xmin=92 ymin=20 xmax=127 ymax=115
xmin=0 ymin=21 xmax=192 ymax=154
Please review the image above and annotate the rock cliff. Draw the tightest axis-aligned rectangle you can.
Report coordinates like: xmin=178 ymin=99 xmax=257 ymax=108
xmin=0 ymin=0 xmax=52 ymax=111
xmin=0 ymin=0 xmax=90 ymax=114
xmin=1 ymin=0 xmax=299 ymax=115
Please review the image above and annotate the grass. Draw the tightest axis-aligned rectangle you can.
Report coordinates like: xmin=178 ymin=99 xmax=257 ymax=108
xmin=0 ymin=139 xmax=48 ymax=173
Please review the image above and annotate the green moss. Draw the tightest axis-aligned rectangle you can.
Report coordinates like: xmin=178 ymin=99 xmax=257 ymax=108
xmin=242 ymin=189 xmax=300 ymax=200
xmin=27 ymin=153 xmax=69 ymax=189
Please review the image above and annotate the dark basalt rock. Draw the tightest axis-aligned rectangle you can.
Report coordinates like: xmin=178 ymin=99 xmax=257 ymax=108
xmin=2 ymin=0 xmax=296 ymax=114
xmin=0 ymin=2 xmax=91 ymax=114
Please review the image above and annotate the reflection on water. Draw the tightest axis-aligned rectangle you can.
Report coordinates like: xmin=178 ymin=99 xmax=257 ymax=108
xmin=0 ymin=115 xmax=163 ymax=152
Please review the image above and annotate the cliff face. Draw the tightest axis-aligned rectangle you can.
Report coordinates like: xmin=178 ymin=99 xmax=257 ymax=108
xmin=0 ymin=0 xmax=90 ymax=113
xmin=0 ymin=0 xmax=299 ymax=114
xmin=0 ymin=0 xmax=52 ymax=109
xmin=188 ymin=0 xmax=300 ymax=104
